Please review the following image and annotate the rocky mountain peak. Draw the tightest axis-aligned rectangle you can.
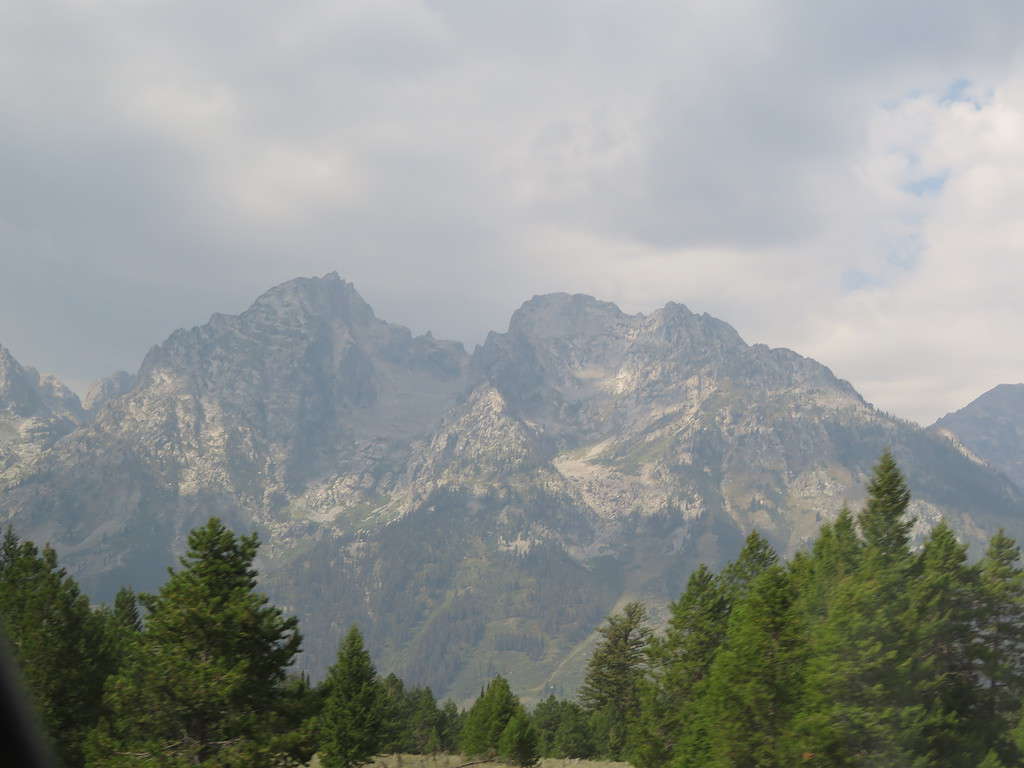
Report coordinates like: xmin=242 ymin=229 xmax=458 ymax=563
xmin=932 ymin=383 xmax=1024 ymax=489
xmin=507 ymin=293 xmax=629 ymax=340
xmin=0 ymin=344 xmax=43 ymax=417
xmin=0 ymin=344 xmax=83 ymax=422
xmin=83 ymin=371 xmax=136 ymax=413
xmin=246 ymin=272 xmax=377 ymax=330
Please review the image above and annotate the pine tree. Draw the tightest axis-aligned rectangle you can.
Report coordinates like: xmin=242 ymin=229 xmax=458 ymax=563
xmin=634 ymin=565 xmax=728 ymax=768
xmin=438 ymin=700 xmax=463 ymax=753
xmin=532 ymin=695 xmax=564 ymax=756
xmin=85 ymin=517 xmax=304 ymax=767
xmin=977 ymin=530 xmax=1024 ymax=763
xmin=721 ymin=530 xmax=779 ymax=603
xmin=552 ymin=702 xmax=595 ymax=759
xmin=858 ymin=450 xmax=914 ymax=559
xmin=319 ymin=625 xmax=385 ymax=768
xmin=700 ymin=565 xmax=806 ymax=767
xmin=406 ymin=686 xmax=444 ymax=753
xmin=578 ymin=601 xmax=652 ymax=759
xmin=907 ymin=521 xmax=983 ymax=766
xmin=791 ymin=452 xmax=923 ymax=767
xmin=460 ymin=676 xmax=521 ymax=758
xmin=379 ymin=672 xmax=413 ymax=753
xmin=532 ymin=697 xmax=594 ymax=759
xmin=799 ymin=508 xmax=863 ymax=620
xmin=498 ymin=709 xmax=540 ymax=767
xmin=111 ymin=586 xmax=143 ymax=634
xmin=0 ymin=527 xmax=113 ymax=768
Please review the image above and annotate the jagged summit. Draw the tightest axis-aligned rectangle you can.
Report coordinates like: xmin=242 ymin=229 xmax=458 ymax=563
xmin=83 ymin=371 xmax=136 ymax=413
xmin=247 ymin=272 xmax=377 ymax=328
xmin=0 ymin=344 xmax=84 ymax=477
xmin=3 ymin=276 xmax=1022 ymax=702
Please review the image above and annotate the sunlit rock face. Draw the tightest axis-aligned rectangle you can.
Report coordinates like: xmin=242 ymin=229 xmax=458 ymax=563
xmin=3 ymin=274 xmax=1021 ymax=702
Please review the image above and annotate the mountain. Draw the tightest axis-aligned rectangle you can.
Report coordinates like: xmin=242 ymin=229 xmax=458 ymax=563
xmin=932 ymin=383 xmax=1024 ymax=490
xmin=82 ymin=370 xmax=136 ymax=413
xmin=2 ymin=274 xmax=1022 ymax=702
xmin=0 ymin=344 xmax=85 ymax=476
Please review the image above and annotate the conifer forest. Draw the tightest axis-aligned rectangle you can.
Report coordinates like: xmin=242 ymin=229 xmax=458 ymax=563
xmin=5 ymin=452 xmax=1024 ymax=767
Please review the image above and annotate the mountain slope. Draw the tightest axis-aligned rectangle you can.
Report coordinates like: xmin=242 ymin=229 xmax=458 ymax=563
xmin=932 ymin=383 xmax=1024 ymax=490
xmin=2 ymin=276 xmax=1022 ymax=702
xmin=0 ymin=344 xmax=84 ymax=476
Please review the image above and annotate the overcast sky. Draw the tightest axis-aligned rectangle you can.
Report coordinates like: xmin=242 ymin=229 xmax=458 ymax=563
xmin=2 ymin=1 xmax=1023 ymax=424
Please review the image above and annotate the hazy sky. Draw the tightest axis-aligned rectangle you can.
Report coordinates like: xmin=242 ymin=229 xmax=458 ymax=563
xmin=2 ymin=1 xmax=1023 ymax=424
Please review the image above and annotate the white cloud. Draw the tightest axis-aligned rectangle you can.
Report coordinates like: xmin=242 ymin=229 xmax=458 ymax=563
xmin=1 ymin=0 xmax=1022 ymax=424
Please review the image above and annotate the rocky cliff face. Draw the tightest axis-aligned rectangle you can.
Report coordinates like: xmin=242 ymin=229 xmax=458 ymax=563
xmin=0 ymin=344 xmax=84 ymax=477
xmin=932 ymin=384 xmax=1024 ymax=490
xmin=3 ymin=275 xmax=1022 ymax=701
xmin=83 ymin=371 xmax=135 ymax=413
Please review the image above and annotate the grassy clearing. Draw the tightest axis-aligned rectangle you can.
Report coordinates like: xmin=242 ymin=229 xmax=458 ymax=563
xmin=310 ymin=754 xmax=630 ymax=768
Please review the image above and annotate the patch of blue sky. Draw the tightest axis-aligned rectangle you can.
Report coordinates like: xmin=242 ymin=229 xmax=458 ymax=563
xmin=944 ymin=79 xmax=972 ymax=103
xmin=904 ymin=172 xmax=948 ymax=197
xmin=840 ymin=269 xmax=882 ymax=294
xmin=887 ymin=234 xmax=922 ymax=270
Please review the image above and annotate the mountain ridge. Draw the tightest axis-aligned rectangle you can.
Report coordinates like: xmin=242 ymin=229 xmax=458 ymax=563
xmin=2 ymin=273 xmax=1021 ymax=701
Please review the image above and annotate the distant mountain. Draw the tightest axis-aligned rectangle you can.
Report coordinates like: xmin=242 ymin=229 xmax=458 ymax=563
xmin=2 ymin=274 xmax=1022 ymax=702
xmin=83 ymin=370 xmax=136 ymax=413
xmin=0 ymin=344 xmax=84 ymax=477
xmin=932 ymin=384 xmax=1024 ymax=490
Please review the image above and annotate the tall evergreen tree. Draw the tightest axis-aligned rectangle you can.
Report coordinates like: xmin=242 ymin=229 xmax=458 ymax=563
xmin=700 ymin=565 xmax=806 ymax=768
xmin=791 ymin=452 xmax=923 ymax=767
xmin=379 ymin=672 xmax=413 ymax=753
xmin=800 ymin=508 xmax=863 ymax=620
xmin=532 ymin=696 xmax=594 ymax=759
xmin=460 ymin=676 xmax=521 ymax=758
xmin=721 ymin=530 xmax=779 ymax=603
xmin=907 ymin=522 xmax=983 ymax=766
xmin=86 ymin=518 xmax=304 ymax=767
xmin=438 ymin=700 xmax=463 ymax=753
xmin=0 ymin=528 xmax=113 ymax=768
xmin=498 ymin=709 xmax=540 ymax=767
xmin=578 ymin=601 xmax=652 ymax=759
xmin=319 ymin=625 xmax=385 ymax=768
xmin=977 ymin=530 xmax=1024 ymax=764
xmin=634 ymin=565 xmax=728 ymax=768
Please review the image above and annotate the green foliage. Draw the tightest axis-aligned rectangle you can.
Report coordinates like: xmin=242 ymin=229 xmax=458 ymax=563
xmin=700 ymin=565 xmax=806 ymax=768
xmin=377 ymin=672 xmax=453 ymax=754
xmin=720 ymin=530 xmax=779 ymax=602
xmin=532 ymin=696 xmax=594 ymax=759
xmin=633 ymin=564 xmax=727 ymax=768
xmin=792 ymin=453 xmax=923 ymax=766
xmin=857 ymin=449 xmax=914 ymax=559
xmin=0 ymin=527 xmax=114 ymax=767
xmin=906 ymin=522 xmax=983 ymax=766
xmin=498 ymin=709 xmax=539 ymax=767
xmin=8 ymin=450 xmax=1024 ymax=768
xmin=977 ymin=530 xmax=1024 ymax=764
xmin=85 ymin=517 xmax=304 ymax=767
xmin=460 ymin=675 xmax=521 ymax=758
xmin=578 ymin=601 xmax=652 ymax=759
xmin=319 ymin=625 xmax=385 ymax=768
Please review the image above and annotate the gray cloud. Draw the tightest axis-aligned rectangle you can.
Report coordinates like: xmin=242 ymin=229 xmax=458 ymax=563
xmin=1 ymin=0 xmax=1023 ymax=422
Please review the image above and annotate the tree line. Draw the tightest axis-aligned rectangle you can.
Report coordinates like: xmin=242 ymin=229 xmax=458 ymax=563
xmin=5 ymin=450 xmax=1024 ymax=767
xmin=570 ymin=451 xmax=1024 ymax=767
